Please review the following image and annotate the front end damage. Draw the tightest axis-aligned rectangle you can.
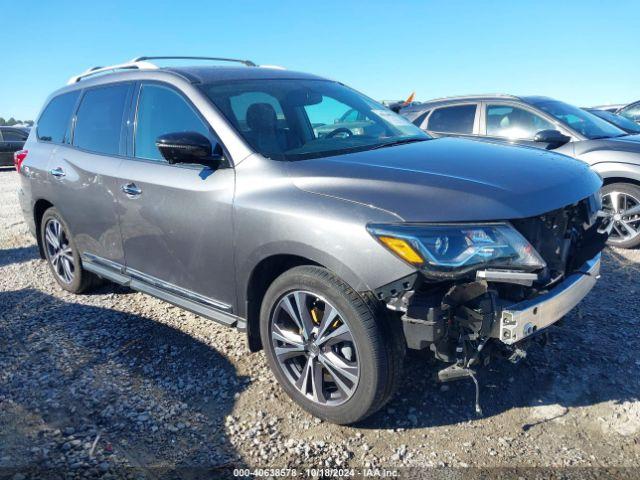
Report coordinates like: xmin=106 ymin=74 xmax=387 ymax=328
xmin=374 ymin=195 xmax=607 ymax=413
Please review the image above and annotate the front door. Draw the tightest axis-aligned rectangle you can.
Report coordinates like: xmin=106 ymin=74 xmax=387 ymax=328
xmin=117 ymin=82 xmax=237 ymax=309
xmin=482 ymin=103 xmax=562 ymax=149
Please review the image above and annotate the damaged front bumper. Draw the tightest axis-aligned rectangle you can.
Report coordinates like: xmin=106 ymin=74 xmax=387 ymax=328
xmin=492 ymin=253 xmax=601 ymax=345
xmin=384 ymin=252 xmax=602 ymax=354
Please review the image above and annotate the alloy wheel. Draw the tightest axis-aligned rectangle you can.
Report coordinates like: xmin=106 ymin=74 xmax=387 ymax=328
xmin=44 ymin=218 xmax=75 ymax=284
xmin=598 ymin=190 xmax=640 ymax=244
xmin=270 ymin=290 xmax=360 ymax=406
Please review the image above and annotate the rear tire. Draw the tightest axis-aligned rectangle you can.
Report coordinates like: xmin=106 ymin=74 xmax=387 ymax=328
xmin=600 ymin=183 xmax=640 ymax=249
xmin=41 ymin=207 xmax=101 ymax=293
xmin=259 ymin=265 xmax=403 ymax=424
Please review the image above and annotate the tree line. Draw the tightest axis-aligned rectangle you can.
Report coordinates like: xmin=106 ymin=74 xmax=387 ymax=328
xmin=0 ymin=117 xmax=34 ymax=126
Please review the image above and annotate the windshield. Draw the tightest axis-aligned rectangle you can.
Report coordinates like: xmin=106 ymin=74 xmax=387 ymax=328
xmin=531 ymin=99 xmax=626 ymax=139
xmin=200 ymin=79 xmax=429 ymax=160
xmin=587 ymin=109 xmax=640 ymax=134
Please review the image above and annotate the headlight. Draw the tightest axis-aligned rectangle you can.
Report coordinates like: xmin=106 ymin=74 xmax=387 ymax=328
xmin=368 ymin=223 xmax=546 ymax=280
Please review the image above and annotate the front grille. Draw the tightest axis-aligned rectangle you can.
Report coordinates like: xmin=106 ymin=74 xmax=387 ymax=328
xmin=512 ymin=196 xmax=603 ymax=285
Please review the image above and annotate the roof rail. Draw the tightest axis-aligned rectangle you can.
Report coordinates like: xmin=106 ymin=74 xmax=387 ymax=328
xmin=133 ymin=56 xmax=257 ymax=67
xmin=420 ymin=93 xmax=519 ymax=104
xmin=67 ymin=55 xmax=258 ymax=85
xmin=67 ymin=59 xmax=159 ymax=84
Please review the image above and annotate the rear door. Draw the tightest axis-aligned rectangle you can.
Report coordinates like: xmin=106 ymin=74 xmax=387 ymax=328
xmin=424 ymin=103 xmax=480 ymax=139
xmin=47 ymin=83 xmax=133 ymax=268
xmin=116 ymin=82 xmax=236 ymax=310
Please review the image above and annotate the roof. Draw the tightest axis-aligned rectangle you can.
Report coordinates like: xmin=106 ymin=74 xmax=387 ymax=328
xmin=64 ymin=57 xmax=328 ymax=87
xmin=163 ymin=66 xmax=327 ymax=84
xmin=401 ymin=94 xmax=563 ymax=114
xmin=401 ymin=94 xmax=521 ymax=113
xmin=519 ymin=95 xmax=557 ymax=104
xmin=0 ymin=126 xmax=29 ymax=130
xmin=590 ymin=103 xmax=627 ymax=111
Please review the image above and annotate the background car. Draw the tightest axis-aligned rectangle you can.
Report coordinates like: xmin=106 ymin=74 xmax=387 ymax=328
xmin=616 ymin=100 xmax=640 ymax=125
xmin=590 ymin=103 xmax=626 ymax=113
xmin=313 ymin=108 xmax=378 ymax=138
xmin=0 ymin=126 xmax=29 ymax=167
xmin=584 ymin=108 xmax=640 ymax=134
xmin=400 ymin=95 xmax=640 ymax=248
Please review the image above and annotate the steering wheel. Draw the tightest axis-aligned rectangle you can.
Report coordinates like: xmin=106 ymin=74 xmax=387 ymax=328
xmin=325 ymin=127 xmax=354 ymax=138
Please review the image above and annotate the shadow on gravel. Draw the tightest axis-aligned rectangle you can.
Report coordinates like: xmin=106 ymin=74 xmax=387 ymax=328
xmin=361 ymin=249 xmax=640 ymax=431
xmin=82 ymin=281 xmax=138 ymax=296
xmin=0 ymin=246 xmax=39 ymax=268
xmin=0 ymin=288 xmax=248 ymax=478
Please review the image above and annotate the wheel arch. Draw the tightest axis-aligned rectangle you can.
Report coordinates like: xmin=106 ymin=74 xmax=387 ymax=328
xmin=601 ymin=176 xmax=640 ymax=188
xmin=589 ymin=161 xmax=640 ymax=187
xmin=33 ymin=198 xmax=54 ymax=259
xmin=244 ymin=254 xmax=323 ymax=352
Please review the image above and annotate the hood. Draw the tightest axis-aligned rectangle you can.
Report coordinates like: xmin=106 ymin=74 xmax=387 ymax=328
xmin=288 ymin=137 xmax=601 ymax=222
xmin=574 ymin=134 xmax=640 ymax=158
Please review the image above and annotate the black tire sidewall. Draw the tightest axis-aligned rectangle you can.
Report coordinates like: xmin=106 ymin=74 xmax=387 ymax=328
xmin=602 ymin=183 xmax=640 ymax=249
xmin=259 ymin=266 xmax=390 ymax=425
xmin=41 ymin=207 xmax=86 ymax=293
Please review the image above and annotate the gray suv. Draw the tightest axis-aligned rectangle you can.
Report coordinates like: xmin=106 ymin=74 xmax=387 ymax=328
xmin=401 ymin=95 xmax=640 ymax=248
xmin=17 ymin=57 xmax=606 ymax=424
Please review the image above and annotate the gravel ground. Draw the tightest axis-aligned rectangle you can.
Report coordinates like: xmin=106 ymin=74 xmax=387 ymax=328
xmin=1 ymin=168 xmax=639 ymax=479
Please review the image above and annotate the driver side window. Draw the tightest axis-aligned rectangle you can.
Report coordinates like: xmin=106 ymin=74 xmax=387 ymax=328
xmin=135 ymin=84 xmax=211 ymax=162
xmin=486 ymin=104 xmax=554 ymax=139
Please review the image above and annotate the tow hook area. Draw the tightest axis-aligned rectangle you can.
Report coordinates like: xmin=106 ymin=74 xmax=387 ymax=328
xmin=388 ymin=279 xmax=542 ymax=416
xmin=437 ymin=364 xmax=484 ymax=416
xmin=387 ymin=280 xmax=500 ymax=416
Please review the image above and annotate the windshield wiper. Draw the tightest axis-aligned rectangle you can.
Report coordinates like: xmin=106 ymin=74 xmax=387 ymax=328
xmin=371 ymin=137 xmax=429 ymax=150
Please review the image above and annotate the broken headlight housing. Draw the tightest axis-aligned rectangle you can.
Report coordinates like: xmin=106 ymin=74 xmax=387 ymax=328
xmin=368 ymin=222 xmax=546 ymax=280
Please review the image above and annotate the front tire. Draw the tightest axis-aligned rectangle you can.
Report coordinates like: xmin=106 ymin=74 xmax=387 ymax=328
xmin=41 ymin=207 xmax=100 ymax=293
xmin=259 ymin=266 xmax=402 ymax=424
xmin=600 ymin=183 xmax=640 ymax=249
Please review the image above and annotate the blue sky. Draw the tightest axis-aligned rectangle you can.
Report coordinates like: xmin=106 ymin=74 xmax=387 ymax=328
xmin=2 ymin=0 xmax=638 ymax=120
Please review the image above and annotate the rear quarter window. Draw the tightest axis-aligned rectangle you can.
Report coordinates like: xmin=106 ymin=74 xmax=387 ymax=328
xmin=37 ymin=91 xmax=80 ymax=143
xmin=73 ymin=84 xmax=130 ymax=155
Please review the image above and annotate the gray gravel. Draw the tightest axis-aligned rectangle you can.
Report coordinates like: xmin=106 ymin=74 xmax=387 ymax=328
xmin=1 ymin=169 xmax=639 ymax=478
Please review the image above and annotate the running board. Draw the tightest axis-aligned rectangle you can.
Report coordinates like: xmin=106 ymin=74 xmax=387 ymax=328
xmin=82 ymin=255 xmax=243 ymax=329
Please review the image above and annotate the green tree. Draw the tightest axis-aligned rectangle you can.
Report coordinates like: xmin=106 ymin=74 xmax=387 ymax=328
xmin=7 ymin=117 xmax=16 ymax=126
xmin=0 ymin=117 xmax=5 ymax=126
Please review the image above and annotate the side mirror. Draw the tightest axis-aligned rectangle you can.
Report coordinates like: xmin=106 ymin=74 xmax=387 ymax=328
xmin=155 ymin=131 xmax=223 ymax=167
xmin=533 ymin=129 xmax=571 ymax=148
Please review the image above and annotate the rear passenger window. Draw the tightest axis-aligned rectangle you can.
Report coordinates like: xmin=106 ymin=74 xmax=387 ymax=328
xmin=3 ymin=130 xmax=27 ymax=141
xmin=37 ymin=91 xmax=80 ymax=143
xmin=427 ymin=105 xmax=477 ymax=134
xmin=135 ymin=84 xmax=210 ymax=161
xmin=73 ymin=84 xmax=130 ymax=155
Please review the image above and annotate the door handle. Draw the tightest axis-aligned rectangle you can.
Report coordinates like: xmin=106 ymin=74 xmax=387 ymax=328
xmin=49 ymin=167 xmax=66 ymax=178
xmin=121 ymin=183 xmax=142 ymax=197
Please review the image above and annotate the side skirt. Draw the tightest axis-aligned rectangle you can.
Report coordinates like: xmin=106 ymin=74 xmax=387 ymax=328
xmin=82 ymin=254 xmax=246 ymax=330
